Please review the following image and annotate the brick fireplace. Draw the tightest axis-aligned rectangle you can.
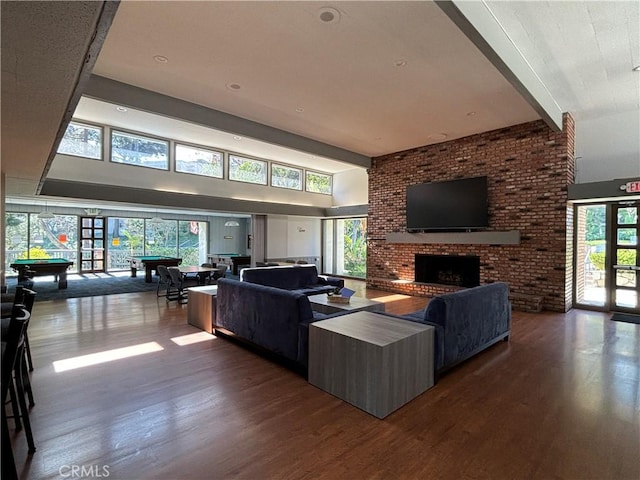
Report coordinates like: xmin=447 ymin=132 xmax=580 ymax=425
xmin=366 ymin=116 xmax=575 ymax=312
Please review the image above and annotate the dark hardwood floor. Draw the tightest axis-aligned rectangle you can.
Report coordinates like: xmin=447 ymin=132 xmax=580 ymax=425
xmin=8 ymin=280 xmax=640 ymax=479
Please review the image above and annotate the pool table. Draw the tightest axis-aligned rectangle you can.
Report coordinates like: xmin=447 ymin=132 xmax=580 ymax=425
xmin=129 ymin=256 xmax=182 ymax=283
xmin=10 ymin=258 xmax=75 ymax=289
xmin=207 ymin=254 xmax=251 ymax=275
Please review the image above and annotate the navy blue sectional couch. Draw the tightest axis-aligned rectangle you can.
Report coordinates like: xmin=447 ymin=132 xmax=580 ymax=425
xmin=215 ymin=278 xmax=346 ymax=369
xmin=240 ymin=264 xmax=344 ymax=295
xmin=398 ymin=282 xmax=511 ymax=373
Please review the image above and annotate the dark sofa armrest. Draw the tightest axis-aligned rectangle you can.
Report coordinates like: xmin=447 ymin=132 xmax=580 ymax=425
xmin=317 ymin=275 xmax=344 ymax=288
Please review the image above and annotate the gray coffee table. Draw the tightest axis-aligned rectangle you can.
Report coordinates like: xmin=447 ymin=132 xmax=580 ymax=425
xmin=307 ymin=294 xmax=385 ymax=314
xmin=308 ymin=311 xmax=434 ymax=419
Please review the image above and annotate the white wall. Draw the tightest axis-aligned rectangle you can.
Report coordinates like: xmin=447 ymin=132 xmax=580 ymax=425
xmin=575 ymin=110 xmax=640 ymax=183
xmin=332 ymin=168 xmax=368 ymax=206
xmin=266 ymin=215 xmax=321 ymax=260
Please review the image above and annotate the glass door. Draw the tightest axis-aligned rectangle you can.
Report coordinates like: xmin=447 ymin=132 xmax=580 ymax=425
xmin=610 ymin=202 xmax=640 ymax=313
xmin=80 ymin=216 xmax=105 ymax=273
xmin=575 ymin=204 xmax=607 ymax=308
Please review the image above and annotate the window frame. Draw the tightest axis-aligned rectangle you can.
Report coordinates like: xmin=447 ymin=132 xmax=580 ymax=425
xmin=270 ymin=162 xmax=303 ymax=191
xmin=109 ymin=128 xmax=170 ymax=171
xmin=57 ymin=120 xmax=104 ymax=160
xmin=305 ymin=170 xmax=333 ymax=195
xmin=228 ymin=153 xmax=268 ymax=186
xmin=174 ymin=142 xmax=224 ymax=179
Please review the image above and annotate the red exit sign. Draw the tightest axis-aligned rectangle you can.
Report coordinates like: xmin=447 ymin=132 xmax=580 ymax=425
xmin=620 ymin=181 xmax=640 ymax=193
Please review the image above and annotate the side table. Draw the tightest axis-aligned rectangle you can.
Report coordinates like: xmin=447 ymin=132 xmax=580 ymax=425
xmin=309 ymin=311 xmax=434 ymax=419
xmin=187 ymin=286 xmax=217 ymax=333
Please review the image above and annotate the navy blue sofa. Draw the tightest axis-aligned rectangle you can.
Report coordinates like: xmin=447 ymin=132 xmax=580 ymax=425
xmin=215 ymin=278 xmax=345 ymax=369
xmin=240 ymin=264 xmax=344 ymax=296
xmin=398 ymin=282 xmax=511 ymax=373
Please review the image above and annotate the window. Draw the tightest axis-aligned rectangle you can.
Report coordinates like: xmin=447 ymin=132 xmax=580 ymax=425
xmin=58 ymin=121 xmax=102 ymax=159
xmin=271 ymin=163 xmax=302 ymax=190
xmin=29 ymin=214 xmax=78 ymax=267
xmin=306 ymin=171 xmax=332 ymax=195
xmin=5 ymin=213 xmax=78 ymax=274
xmin=175 ymin=144 xmax=223 ymax=178
xmin=107 ymin=217 xmax=145 ymax=270
xmin=111 ymin=130 xmax=169 ymax=170
xmin=178 ymin=220 xmax=208 ymax=266
xmin=145 ymin=219 xmax=178 ymax=257
xmin=323 ymin=218 xmax=367 ymax=278
xmin=229 ymin=154 xmax=267 ymax=185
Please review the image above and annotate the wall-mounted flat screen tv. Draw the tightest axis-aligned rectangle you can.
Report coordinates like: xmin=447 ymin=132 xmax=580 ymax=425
xmin=406 ymin=176 xmax=489 ymax=231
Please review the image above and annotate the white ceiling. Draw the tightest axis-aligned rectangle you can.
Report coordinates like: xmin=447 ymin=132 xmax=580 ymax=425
xmin=2 ymin=1 xmax=639 ymax=206
xmin=90 ymin=1 xmax=540 ymax=158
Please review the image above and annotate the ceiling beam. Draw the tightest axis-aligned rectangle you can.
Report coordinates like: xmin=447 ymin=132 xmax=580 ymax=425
xmin=436 ymin=0 xmax=563 ymax=131
xmin=84 ymin=75 xmax=372 ymax=169
xmin=41 ymin=179 xmax=328 ymax=217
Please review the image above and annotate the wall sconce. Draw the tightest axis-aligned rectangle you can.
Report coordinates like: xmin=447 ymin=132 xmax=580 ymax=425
xmin=225 ymin=220 xmax=240 ymax=227
xmin=297 ymin=226 xmax=306 ymax=233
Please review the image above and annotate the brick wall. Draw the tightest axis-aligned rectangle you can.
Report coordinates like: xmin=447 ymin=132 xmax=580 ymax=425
xmin=367 ymin=115 xmax=575 ymax=312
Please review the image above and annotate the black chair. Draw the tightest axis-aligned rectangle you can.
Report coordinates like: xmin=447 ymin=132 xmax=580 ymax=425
xmin=166 ymin=267 xmax=192 ymax=304
xmin=198 ymin=263 xmax=215 ymax=284
xmin=2 ymin=306 xmax=32 ymax=479
xmin=156 ymin=265 xmax=172 ymax=298
xmin=210 ymin=265 xmax=228 ymax=284
xmin=1 ymin=288 xmax=36 ymax=425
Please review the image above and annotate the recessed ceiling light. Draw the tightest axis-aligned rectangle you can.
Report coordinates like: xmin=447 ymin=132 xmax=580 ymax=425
xmin=318 ymin=7 xmax=340 ymax=23
xmin=427 ymin=133 xmax=448 ymax=141
xmin=295 ymin=107 xmax=304 ymax=113
xmin=466 ymin=111 xmax=476 ymax=116
xmin=115 ymin=106 xmax=127 ymax=112
xmin=233 ymin=135 xmax=242 ymax=140
xmin=226 ymin=83 xmax=242 ymax=91
xmin=394 ymin=59 xmax=407 ymax=67
xmin=633 ymin=65 xmax=640 ymax=72
xmin=153 ymin=55 xmax=169 ymax=64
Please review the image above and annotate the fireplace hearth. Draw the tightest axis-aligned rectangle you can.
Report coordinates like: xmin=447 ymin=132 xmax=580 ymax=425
xmin=415 ymin=254 xmax=480 ymax=288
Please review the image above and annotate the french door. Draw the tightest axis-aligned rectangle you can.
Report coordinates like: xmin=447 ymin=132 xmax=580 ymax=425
xmin=575 ymin=201 xmax=639 ymax=314
xmin=610 ymin=202 xmax=640 ymax=314
xmin=80 ymin=216 xmax=105 ymax=274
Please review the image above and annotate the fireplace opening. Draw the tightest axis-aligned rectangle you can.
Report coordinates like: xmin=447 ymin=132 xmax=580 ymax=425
xmin=415 ymin=254 xmax=480 ymax=288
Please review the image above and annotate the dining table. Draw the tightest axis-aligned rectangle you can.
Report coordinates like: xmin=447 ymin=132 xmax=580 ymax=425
xmin=178 ymin=265 xmax=219 ymax=286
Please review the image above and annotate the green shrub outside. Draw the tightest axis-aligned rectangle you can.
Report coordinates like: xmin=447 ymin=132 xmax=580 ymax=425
xmin=18 ymin=247 xmax=51 ymax=259
xmin=589 ymin=250 xmax=636 ymax=270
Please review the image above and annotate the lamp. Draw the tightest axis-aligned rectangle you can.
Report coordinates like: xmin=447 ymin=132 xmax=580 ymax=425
xmin=225 ymin=220 xmax=240 ymax=227
xmin=38 ymin=201 xmax=55 ymax=219
xmin=150 ymin=209 xmax=163 ymax=222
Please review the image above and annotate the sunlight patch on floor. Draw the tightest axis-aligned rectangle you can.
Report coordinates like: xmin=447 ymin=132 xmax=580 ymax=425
xmin=53 ymin=342 xmax=164 ymax=372
xmin=372 ymin=293 xmax=414 ymax=303
xmin=170 ymin=331 xmax=216 ymax=346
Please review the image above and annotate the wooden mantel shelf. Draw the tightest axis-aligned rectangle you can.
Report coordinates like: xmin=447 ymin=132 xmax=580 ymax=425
xmin=385 ymin=230 xmax=520 ymax=245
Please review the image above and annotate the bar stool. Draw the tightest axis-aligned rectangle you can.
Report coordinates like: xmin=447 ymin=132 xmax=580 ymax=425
xmin=2 ymin=306 xmax=31 ymax=479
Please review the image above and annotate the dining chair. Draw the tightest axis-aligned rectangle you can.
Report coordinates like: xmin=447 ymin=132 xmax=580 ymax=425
xmin=156 ymin=265 xmax=172 ymax=298
xmin=211 ymin=265 xmax=228 ymax=284
xmin=167 ymin=267 xmax=190 ymax=304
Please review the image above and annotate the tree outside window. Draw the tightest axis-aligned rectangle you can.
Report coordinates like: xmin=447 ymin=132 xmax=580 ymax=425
xmin=58 ymin=121 xmax=102 ymax=159
xmin=306 ymin=171 xmax=332 ymax=195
